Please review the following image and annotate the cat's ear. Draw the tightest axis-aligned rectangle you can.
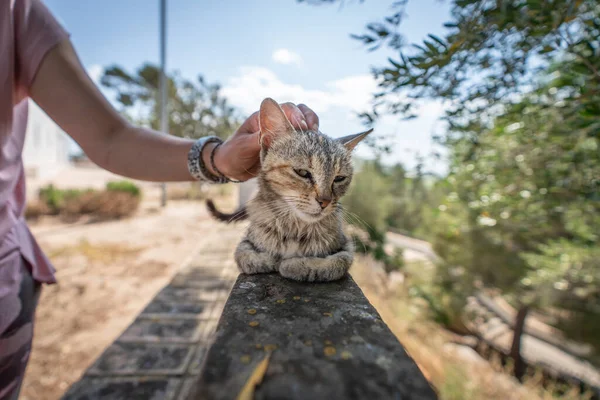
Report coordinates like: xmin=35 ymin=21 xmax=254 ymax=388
xmin=337 ymin=129 xmax=373 ymax=151
xmin=259 ymin=98 xmax=295 ymax=149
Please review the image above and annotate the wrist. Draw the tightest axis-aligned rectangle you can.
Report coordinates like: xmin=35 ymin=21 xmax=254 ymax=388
xmin=202 ymin=141 xmax=220 ymax=177
xmin=208 ymin=141 xmax=242 ymax=183
xmin=187 ymin=136 xmax=225 ymax=183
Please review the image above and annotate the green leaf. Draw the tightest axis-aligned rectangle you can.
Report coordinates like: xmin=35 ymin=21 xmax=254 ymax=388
xmin=428 ymin=34 xmax=447 ymax=48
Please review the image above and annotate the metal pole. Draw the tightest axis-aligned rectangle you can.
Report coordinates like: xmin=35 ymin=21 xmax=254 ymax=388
xmin=159 ymin=0 xmax=168 ymax=207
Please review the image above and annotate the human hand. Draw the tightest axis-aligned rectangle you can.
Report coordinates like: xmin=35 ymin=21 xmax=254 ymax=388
xmin=206 ymin=102 xmax=319 ymax=181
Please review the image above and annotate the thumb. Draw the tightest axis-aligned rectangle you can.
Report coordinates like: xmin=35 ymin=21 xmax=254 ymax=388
xmin=241 ymin=130 xmax=261 ymax=153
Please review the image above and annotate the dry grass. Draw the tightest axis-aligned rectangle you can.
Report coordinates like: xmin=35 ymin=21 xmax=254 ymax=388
xmin=23 ymin=241 xmax=165 ymax=400
xmin=22 ymin=199 xmax=238 ymax=400
xmin=167 ymin=182 xmax=207 ymax=200
xmin=24 ymin=201 xmax=51 ymax=220
xmin=47 ymin=240 xmax=144 ymax=266
xmin=350 ymin=255 xmax=592 ymax=400
xmin=62 ymin=191 xmax=141 ymax=220
xmin=94 ymin=191 xmax=141 ymax=219
xmin=167 ymin=182 xmax=235 ymax=202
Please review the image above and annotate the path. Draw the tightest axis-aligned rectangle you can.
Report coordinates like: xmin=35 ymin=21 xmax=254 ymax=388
xmin=386 ymin=232 xmax=438 ymax=262
xmin=466 ymin=296 xmax=600 ymax=394
xmin=60 ymin=223 xmax=243 ymax=400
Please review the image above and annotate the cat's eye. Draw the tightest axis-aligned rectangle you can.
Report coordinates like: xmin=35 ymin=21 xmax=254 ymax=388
xmin=334 ymin=176 xmax=347 ymax=183
xmin=294 ymin=169 xmax=312 ymax=179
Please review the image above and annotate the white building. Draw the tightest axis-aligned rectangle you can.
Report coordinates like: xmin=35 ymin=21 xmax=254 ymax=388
xmin=22 ymin=100 xmax=71 ymax=181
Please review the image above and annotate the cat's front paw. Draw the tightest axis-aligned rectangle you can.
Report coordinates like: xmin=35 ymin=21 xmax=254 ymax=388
xmin=279 ymin=252 xmax=352 ymax=282
xmin=235 ymin=240 xmax=280 ymax=274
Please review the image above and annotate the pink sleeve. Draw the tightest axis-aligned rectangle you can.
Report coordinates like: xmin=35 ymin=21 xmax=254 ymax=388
xmin=14 ymin=0 xmax=69 ymax=92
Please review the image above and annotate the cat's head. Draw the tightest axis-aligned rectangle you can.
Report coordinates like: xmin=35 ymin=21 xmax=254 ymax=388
xmin=258 ymin=98 xmax=372 ymax=223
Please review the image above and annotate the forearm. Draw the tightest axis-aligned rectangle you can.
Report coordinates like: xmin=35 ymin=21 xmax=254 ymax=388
xmin=29 ymin=40 xmax=318 ymax=184
xmin=102 ymin=125 xmax=228 ymax=182
xmin=30 ymin=40 xmax=223 ymax=183
xmin=101 ymin=124 xmax=194 ymax=182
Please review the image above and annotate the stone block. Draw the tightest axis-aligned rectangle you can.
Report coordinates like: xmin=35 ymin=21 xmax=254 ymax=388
xmin=189 ymin=273 xmax=437 ymax=400
xmin=88 ymin=343 xmax=194 ymax=376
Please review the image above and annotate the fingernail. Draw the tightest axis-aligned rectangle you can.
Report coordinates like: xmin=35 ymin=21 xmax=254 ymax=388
xmin=311 ymin=124 xmax=319 ymax=131
xmin=300 ymin=120 xmax=308 ymax=130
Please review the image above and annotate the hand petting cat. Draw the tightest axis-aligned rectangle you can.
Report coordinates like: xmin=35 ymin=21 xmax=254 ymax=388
xmin=211 ymin=102 xmax=320 ymax=182
xmin=208 ymin=98 xmax=372 ymax=282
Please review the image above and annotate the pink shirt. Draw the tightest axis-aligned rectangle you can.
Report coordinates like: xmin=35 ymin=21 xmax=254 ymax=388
xmin=0 ymin=0 xmax=69 ymax=333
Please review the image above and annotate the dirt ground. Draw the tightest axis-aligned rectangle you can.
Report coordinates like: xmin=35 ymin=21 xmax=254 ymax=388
xmin=20 ymin=181 xmax=238 ymax=400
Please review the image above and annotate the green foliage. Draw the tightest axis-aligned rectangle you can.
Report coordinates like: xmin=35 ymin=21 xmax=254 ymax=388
xmin=344 ymin=159 xmax=393 ymax=235
xmin=428 ymin=73 xmax=600 ymax=352
xmin=344 ymin=159 xmax=440 ymax=238
xmin=304 ymin=0 xmax=600 ymax=357
xmin=384 ymin=248 xmax=405 ymax=274
xmin=349 ymin=0 xmax=600 ymax=126
xmin=344 ymin=159 xmax=440 ymax=273
xmin=440 ymin=363 xmax=479 ymax=400
xmin=38 ymin=184 xmax=64 ymax=214
xmin=106 ymin=181 xmax=141 ymax=197
xmin=100 ymin=64 xmax=242 ymax=139
xmin=38 ymin=185 xmax=89 ymax=214
xmin=522 ymin=241 xmax=600 ymax=353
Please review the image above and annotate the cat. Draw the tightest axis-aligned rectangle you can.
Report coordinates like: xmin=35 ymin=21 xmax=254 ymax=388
xmin=207 ymin=98 xmax=372 ymax=282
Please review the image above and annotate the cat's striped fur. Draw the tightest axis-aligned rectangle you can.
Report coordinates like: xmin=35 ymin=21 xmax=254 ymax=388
xmin=209 ymin=98 xmax=371 ymax=282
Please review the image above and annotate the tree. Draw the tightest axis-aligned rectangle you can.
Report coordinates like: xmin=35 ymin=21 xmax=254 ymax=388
xmin=432 ymin=73 xmax=599 ymax=373
xmin=303 ymin=0 xmax=599 ymax=147
xmin=100 ymin=63 xmax=242 ymax=139
xmin=301 ymin=0 xmax=600 ymax=376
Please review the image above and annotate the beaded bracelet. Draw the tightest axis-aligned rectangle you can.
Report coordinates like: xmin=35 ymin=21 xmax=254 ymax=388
xmin=187 ymin=136 xmax=226 ymax=183
xmin=210 ymin=143 xmax=242 ymax=184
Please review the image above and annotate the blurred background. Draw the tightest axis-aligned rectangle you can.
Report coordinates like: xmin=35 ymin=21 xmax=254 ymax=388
xmin=22 ymin=1 xmax=599 ymax=399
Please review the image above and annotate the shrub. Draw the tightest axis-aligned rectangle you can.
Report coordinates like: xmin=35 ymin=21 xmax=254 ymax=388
xmin=384 ymin=248 xmax=404 ymax=274
xmin=63 ymin=190 xmax=100 ymax=215
xmin=95 ymin=191 xmax=140 ymax=219
xmin=38 ymin=184 xmax=64 ymax=215
xmin=25 ymin=201 xmax=51 ymax=220
xmin=34 ymin=183 xmax=141 ymax=221
xmin=106 ymin=181 xmax=141 ymax=197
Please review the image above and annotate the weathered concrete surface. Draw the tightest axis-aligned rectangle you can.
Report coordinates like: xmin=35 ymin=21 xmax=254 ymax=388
xmin=190 ymin=273 xmax=437 ymax=400
xmin=60 ymin=249 xmax=237 ymax=400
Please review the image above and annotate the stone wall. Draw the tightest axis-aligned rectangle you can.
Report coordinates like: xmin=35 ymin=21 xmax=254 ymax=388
xmin=189 ymin=273 xmax=438 ymax=400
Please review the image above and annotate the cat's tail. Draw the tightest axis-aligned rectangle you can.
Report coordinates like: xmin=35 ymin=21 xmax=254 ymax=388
xmin=205 ymin=199 xmax=248 ymax=223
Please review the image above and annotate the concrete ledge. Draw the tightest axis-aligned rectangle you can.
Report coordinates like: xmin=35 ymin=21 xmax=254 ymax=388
xmin=190 ymin=273 xmax=437 ymax=400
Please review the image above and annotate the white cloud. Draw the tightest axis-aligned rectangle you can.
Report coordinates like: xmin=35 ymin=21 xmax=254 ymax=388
xmin=87 ymin=64 xmax=103 ymax=85
xmin=272 ymin=49 xmax=303 ymax=66
xmin=222 ymin=66 xmax=446 ymax=119
xmin=222 ymin=66 xmax=376 ymax=115
xmin=222 ymin=66 xmax=448 ymax=174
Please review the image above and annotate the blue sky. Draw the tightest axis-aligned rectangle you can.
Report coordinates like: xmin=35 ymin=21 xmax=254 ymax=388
xmin=45 ymin=0 xmax=451 ymax=173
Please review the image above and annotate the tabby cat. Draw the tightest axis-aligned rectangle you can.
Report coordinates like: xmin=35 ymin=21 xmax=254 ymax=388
xmin=207 ymin=98 xmax=371 ymax=282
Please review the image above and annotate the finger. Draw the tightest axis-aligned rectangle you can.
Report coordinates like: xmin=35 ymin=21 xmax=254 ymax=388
xmin=242 ymin=131 xmax=261 ymax=152
xmin=239 ymin=111 xmax=260 ymax=134
xmin=280 ymin=102 xmax=309 ymax=131
xmin=297 ymin=104 xmax=319 ymax=131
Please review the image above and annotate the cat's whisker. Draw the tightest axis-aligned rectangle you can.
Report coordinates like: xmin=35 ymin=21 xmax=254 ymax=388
xmin=340 ymin=209 xmax=374 ymax=232
xmin=207 ymin=98 xmax=372 ymax=282
xmin=339 ymin=212 xmax=362 ymax=230
xmin=353 ymin=236 xmax=369 ymax=254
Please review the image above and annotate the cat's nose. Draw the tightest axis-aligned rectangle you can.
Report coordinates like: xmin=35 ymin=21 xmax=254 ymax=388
xmin=317 ymin=197 xmax=332 ymax=209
